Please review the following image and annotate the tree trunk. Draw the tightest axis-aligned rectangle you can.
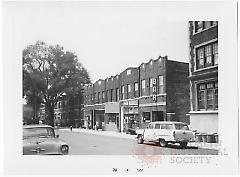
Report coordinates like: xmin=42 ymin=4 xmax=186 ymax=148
xmin=45 ymin=102 xmax=55 ymax=127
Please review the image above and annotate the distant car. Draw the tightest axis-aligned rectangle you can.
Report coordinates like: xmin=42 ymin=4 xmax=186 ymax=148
xmin=136 ymin=121 xmax=194 ymax=148
xmin=23 ymin=124 xmax=69 ymax=155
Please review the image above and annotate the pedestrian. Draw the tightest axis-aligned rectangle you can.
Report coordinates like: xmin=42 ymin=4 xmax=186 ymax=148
xmin=70 ymin=125 xmax=73 ymax=131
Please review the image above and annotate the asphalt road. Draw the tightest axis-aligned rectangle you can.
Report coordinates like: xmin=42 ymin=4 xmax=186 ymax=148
xmin=58 ymin=130 xmax=218 ymax=155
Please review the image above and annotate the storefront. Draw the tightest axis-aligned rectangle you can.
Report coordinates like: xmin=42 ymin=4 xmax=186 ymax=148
xmin=104 ymin=102 xmax=120 ymax=131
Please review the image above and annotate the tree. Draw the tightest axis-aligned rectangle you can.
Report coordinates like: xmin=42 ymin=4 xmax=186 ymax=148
xmin=22 ymin=41 xmax=91 ymax=126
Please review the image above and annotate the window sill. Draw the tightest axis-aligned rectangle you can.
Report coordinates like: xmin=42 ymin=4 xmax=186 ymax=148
xmin=189 ymin=110 xmax=218 ymax=114
xmin=194 ymin=65 xmax=218 ymax=72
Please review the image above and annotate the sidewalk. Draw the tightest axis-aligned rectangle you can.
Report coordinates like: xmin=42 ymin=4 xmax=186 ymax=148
xmin=60 ymin=128 xmax=220 ymax=150
xmin=60 ymin=128 xmax=136 ymax=140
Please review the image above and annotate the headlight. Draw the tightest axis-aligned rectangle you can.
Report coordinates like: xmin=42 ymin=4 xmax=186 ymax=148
xmin=61 ymin=145 xmax=69 ymax=154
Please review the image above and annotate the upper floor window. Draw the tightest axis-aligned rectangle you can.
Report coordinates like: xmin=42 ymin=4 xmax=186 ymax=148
xmin=127 ymin=69 xmax=131 ymax=75
xmin=194 ymin=21 xmax=218 ymax=33
xmin=158 ymin=76 xmax=164 ymax=94
xmin=116 ymin=88 xmax=120 ymax=102
xmin=121 ymin=85 xmax=125 ymax=100
xmin=141 ymin=79 xmax=146 ymax=96
xmin=102 ymin=91 xmax=105 ymax=102
xmin=134 ymin=82 xmax=139 ymax=98
xmin=127 ymin=84 xmax=131 ymax=99
xmin=196 ymin=42 xmax=218 ymax=70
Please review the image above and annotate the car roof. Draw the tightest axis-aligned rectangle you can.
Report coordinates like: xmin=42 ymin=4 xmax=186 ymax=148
xmin=149 ymin=121 xmax=188 ymax=124
xmin=23 ymin=124 xmax=53 ymax=129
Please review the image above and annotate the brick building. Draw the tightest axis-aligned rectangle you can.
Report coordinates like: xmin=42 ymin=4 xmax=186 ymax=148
xmin=83 ymin=56 xmax=189 ymax=132
xmin=188 ymin=21 xmax=218 ymax=133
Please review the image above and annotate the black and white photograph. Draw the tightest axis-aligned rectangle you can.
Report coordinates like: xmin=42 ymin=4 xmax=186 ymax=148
xmin=1 ymin=0 xmax=238 ymax=175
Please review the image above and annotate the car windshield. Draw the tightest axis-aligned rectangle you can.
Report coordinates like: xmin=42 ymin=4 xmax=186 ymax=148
xmin=23 ymin=127 xmax=55 ymax=139
xmin=174 ymin=124 xmax=189 ymax=130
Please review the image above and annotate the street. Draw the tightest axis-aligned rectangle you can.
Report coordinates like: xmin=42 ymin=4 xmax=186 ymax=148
xmin=58 ymin=130 xmax=218 ymax=155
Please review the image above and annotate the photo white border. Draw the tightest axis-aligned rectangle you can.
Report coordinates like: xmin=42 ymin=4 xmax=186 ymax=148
xmin=1 ymin=1 xmax=238 ymax=175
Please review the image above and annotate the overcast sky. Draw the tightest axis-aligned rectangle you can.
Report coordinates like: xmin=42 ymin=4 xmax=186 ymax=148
xmin=4 ymin=1 xmax=189 ymax=83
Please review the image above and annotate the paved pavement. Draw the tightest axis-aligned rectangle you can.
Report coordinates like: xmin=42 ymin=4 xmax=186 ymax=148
xmin=59 ymin=128 xmax=220 ymax=150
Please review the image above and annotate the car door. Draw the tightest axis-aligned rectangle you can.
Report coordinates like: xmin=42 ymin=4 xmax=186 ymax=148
xmin=143 ymin=123 xmax=154 ymax=141
xmin=152 ymin=123 xmax=161 ymax=142
xmin=160 ymin=123 xmax=174 ymax=141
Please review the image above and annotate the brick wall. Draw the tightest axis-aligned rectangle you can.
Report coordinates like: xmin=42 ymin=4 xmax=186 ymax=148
xmin=166 ymin=60 xmax=190 ymax=123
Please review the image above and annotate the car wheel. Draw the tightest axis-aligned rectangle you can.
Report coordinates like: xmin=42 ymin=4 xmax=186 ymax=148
xmin=180 ymin=142 xmax=188 ymax=148
xmin=159 ymin=139 xmax=167 ymax=147
xmin=137 ymin=135 xmax=143 ymax=144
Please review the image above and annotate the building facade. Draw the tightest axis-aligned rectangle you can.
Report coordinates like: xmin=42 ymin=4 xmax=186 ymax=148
xmin=83 ymin=56 xmax=190 ymax=132
xmin=188 ymin=21 xmax=218 ymax=133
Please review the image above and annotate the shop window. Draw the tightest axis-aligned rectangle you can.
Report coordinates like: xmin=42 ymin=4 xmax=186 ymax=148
xmin=143 ymin=112 xmax=150 ymax=122
xmin=102 ymin=91 xmax=105 ymax=103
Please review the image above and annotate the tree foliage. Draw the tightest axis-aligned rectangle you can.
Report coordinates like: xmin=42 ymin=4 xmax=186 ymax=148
xmin=23 ymin=41 xmax=91 ymax=125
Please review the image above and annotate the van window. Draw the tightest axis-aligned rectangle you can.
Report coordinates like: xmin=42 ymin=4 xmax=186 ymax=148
xmin=148 ymin=124 xmax=154 ymax=129
xmin=175 ymin=124 xmax=189 ymax=130
xmin=161 ymin=124 xmax=173 ymax=129
xmin=155 ymin=124 xmax=161 ymax=129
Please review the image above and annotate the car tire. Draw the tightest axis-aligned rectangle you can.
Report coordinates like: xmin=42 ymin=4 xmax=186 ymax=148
xmin=159 ymin=139 xmax=167 ymax=147
xmin=137 ymin=135 xmax=143 ymax=144
xmin=180 ymin=142 xmax=188 ymax=148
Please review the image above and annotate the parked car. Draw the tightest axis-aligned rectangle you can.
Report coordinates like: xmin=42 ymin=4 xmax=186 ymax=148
xmin=136 ymin=121 xmax=194 ymax=148
xmin=23 ymin=124 xmax=69 ymax=155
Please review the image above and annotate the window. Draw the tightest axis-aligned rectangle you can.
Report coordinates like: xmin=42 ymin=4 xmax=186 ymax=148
xmin=116 ymin=88 xmax=120 ymax=102
xmin=98 ymin=92 xmax=101 ymax=103
xmin=110 ymin=89 xmax=113 ymax=102
xmin=194 ymin=21 xmax=218 ymax=33
xmin=155 ymin=124 xmax=161 ymax=129
xmin=197 ymin=48 xmax=204 ymax=69
xmin=141 ymin=79 xmax=146 ymax=96
xmin=134 ymin=82 xmax=139 ymax=97
xmin=148 ymin=124 xmax=154 ymax=129
xmin=161 ymin=124 xmax=173 ymax=130
xmin=127 ymin=84 xmax=131 ymax=92
xmin=127 ymin=84 xmax=131 ymax=99
xmin=205 ymin=45 xmax=212 ymax=67
xmin=158 ymin=76 xmax=164 ymax=94
xmin=102 ymin=91 xmax=105 ymax=102
xmin=127 ymin=69 xmax=131 ymax=75
xmin=213 ymin=43 xmax=218 ymax=65
xmin=121 ymin=85 xmax=125 ymax=100
xmin=143 ymin=112 xmax=150 ymax=122
xmin=197 ymin=81 xmax=218 ymax=111
xmin=196 ymin=42 xmax=218 ymax=70
xmin=195 ymin=21 xmax=203 ymax=33
xmin=175 ymin=124 xmax=189 ymax=130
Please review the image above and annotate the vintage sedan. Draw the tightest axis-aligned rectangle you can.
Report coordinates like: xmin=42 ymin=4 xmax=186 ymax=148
xmin=23 ymin=124 xmax=69 ymax=155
